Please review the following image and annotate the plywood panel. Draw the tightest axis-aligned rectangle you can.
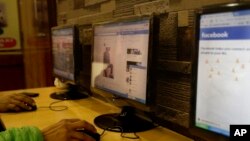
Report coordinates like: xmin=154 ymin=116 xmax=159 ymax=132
xmin=0 ymin=54 xmax=25 ymax=91
xmin=19 ymin=0 xmax=53 ymax=88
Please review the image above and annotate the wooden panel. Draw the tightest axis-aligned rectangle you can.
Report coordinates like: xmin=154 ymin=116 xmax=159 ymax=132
xmin=20 ymin=0 xmax=54 ymax=88
xmin=0 ymin=54 xmax=25 ymax=91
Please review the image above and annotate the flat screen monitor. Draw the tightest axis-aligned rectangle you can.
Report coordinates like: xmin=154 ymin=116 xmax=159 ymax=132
xmin=50 ymin=25 xmax=88 ymax=100
xmin=91 ymin=15 xmax=158 ymax=133
xmin=77 ymin=24 xmax=93 ymax=95
xmin=194 ymin=2 xmax=250 ymax=138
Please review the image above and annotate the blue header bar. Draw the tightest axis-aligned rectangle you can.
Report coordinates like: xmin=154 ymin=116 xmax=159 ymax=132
xmin=200 ymin=26 xmax=250 ymax=40
xmin=233 ymin=9 xmax=250 ymax=16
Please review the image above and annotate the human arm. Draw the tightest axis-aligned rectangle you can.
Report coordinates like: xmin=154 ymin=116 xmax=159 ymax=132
xmin=0 ymin=126 xmax=43 ymax=141
xmin=0 ymin=93 xmax=36 ymax=112
xmin=0 ymin=119 xmax=97 ymax=141
xmin=42 ymin=119 xmax=97 ymax=141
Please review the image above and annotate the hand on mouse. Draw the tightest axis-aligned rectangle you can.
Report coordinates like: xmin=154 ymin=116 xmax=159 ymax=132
xmin=0 ymin=93 xmax=36 ymax=112
xmin=42 ymin=119 xmax=97 ymax=141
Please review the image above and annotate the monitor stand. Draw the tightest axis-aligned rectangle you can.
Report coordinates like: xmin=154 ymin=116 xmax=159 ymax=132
xmin=50 ymin=84 xmax=89 ymax=100
xmin=94 ymin=106 xmax=155 ymax=133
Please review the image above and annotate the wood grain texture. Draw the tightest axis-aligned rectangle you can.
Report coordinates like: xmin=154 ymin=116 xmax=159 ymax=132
xmin=19 ymin=0 xmax=53 ymax=88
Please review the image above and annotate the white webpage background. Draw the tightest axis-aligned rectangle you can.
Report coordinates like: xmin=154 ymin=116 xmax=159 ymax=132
xmin=196 ymin=40 xmax=250 ymax=131
xmin=128 ymin=66 xmax=147 ymax=101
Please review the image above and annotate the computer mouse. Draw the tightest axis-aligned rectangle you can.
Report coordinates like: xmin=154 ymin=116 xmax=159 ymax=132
xmin=24 ymin=103 xmax=37 ymax=111
xmin=79 ymin=130 xmax=100 ymax=141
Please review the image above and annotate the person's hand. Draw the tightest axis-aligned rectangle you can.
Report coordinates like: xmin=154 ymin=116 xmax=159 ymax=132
xmin=0 ymin=93 xmax=36 ymax=112
xmin=42 ymin=119 xmax=97 ymax=141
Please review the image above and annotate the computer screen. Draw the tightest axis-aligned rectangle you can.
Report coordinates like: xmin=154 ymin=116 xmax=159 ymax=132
xmin=91 ymin=17 xmax=151 ymax=104
xmin=52 ymin=25 xmax=75 ymax=81
xmin=50 ymin=25 xmax=88 ymax=100
xmin=91 ymin=16 xmax=158 ymax=132
xmin=194 ymin=2 xmax=250 ymax=137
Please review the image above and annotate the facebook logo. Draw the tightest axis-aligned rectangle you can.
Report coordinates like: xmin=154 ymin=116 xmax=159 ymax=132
xmin=230 ymin=125 xmax=250 ymax=141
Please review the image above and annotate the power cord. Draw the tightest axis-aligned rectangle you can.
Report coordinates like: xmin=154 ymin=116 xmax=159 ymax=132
xmin=99 ymin=126 xmax=140 ymax=140
xmin=38 ymin=100 xmax=68 ymax=111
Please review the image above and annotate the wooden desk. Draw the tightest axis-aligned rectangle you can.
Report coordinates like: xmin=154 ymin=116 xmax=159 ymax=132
xmin=0 ymin=87 xmax=193 ymax=141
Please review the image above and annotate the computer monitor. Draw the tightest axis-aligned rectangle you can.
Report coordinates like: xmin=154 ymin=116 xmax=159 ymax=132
xmin=77 ymin=24 xmax=93 ymax=95
xmin=91 ymin=15 xmax=158 ymax=133
xmin=193 ymin=2 xmax=250 ymax=139
xmin=50 ymin=24 xmax=88 ymax=100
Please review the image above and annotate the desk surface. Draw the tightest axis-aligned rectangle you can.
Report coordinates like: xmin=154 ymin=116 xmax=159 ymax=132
xmin=0 ymin=87 xmax=193 ymax=141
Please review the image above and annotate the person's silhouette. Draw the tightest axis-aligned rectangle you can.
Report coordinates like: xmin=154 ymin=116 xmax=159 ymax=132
xmin=103 ymin=47 xmax=110 ymax=64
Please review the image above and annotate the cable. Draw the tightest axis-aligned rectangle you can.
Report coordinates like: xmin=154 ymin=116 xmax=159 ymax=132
xmin=99 ymin=128 xmax=106 ymax=136
xmin=38 ymin=100 xmax=68 ymax=111
xmin=100 ymin=126 xmax=140 ymax=140
xmin=115 ymin=126 xmax=140 ymax=139
xmin=121 ymin=132 xmax=140 ymax=139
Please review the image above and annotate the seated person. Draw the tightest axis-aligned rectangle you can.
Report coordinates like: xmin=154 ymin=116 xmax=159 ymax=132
xmin=0 ymin=93 xmax=98 ymax=141
xmin=0 ymin=118 xmax=97 ymax=141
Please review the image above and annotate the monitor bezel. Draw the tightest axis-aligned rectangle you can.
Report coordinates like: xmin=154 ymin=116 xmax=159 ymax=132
xmin=51 ymin=24 xmax=80 ymax=83
xmin=191 ymin=2 xmax=250 ymax=140
xmin=75 ymin=23 xmax=93 ymax=95
xmin=90 ymin=14 xmax=158 ymax=107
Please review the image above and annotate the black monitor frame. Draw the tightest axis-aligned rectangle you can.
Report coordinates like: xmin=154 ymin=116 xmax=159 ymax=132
xmin=91 ymin=15 xmax=158 ymax=105
xmin=191 ymin=2 xmax=250 ymax=140
xmin=50 ymin=24 xmax=88 ymax=100
xmin=91 ymin=14 xmax=159 ymax=133
xmin=75 ymin=24 xmax=93 ymax=96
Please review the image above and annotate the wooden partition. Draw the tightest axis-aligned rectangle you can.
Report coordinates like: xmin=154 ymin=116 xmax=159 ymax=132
xmin=0 ymin=54 xmax=25 ymax=91
xmin=19 ymin=0 xmax=56 ymax=88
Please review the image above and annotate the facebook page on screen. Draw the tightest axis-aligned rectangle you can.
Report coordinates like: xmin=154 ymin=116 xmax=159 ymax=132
xmin=196 ymin=9 xmax=250 ymax=136
xmin=91 ymin=19 xmax=150 ymax=104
